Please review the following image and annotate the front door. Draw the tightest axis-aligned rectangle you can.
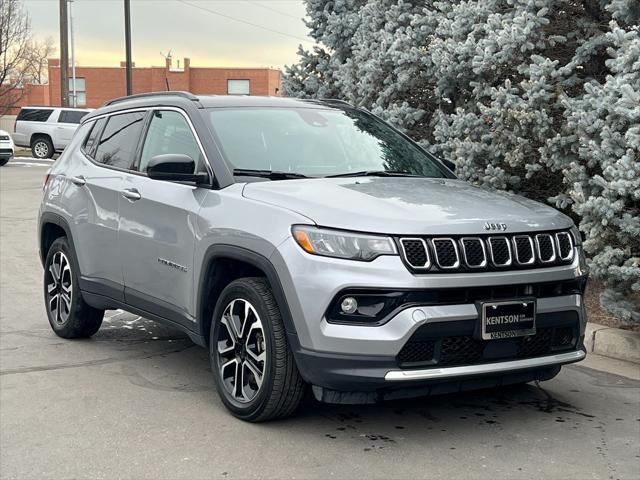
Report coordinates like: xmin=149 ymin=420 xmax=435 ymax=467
xmin=118 ymin=109 xmax=209 ymax=326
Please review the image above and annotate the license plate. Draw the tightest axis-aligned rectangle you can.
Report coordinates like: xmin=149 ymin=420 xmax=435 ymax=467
xmin=481 ymin=299 xmax=536 ymax=340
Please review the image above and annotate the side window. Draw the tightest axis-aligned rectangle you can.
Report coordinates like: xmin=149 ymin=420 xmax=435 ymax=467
xmin=17 ymin=108 xmax=53 ymax=122
xmin=94 ymin=112 xmax=145 ymax=169
xmin=59 ymin=110 xmax=89 ymax=124
xmin=83 ymin=118 xmax=105 ymax=156
xmin=138 ymin=110 xmax=205 ymax=173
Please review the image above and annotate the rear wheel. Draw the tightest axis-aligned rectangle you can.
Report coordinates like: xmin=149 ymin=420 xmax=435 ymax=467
xmin=210 ymin=277 xmax=305 ymax=422
xmin=0 ymin=157 xmax=9 ymax=166
xmin=44 ymin=237 xmax=104 ymax=338
xmin=31 ymin=136 xmax=53 ymax=159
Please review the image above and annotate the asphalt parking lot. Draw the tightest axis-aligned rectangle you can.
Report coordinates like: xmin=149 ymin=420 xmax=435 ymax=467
xmin=1 ymin=159 xmax=639 ymax=480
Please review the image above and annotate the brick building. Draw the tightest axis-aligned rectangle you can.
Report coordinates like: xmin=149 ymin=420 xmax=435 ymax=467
xmin=4 ymin=57 xmax=282 ymax=114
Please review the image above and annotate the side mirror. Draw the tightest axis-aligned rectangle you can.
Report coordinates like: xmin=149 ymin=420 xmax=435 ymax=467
xmin=146 ymin=154 xmax=208 ymax=184
xmin=442 ymin=159 xmax=456 ymax=173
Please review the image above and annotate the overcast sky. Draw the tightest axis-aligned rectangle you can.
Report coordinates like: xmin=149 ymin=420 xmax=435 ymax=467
xmin=24 ymin=0 xmax=311 ymax=70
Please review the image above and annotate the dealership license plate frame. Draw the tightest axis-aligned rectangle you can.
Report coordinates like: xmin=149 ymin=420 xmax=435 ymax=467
xmin=480 ymin=298 xmax=536 ymax=340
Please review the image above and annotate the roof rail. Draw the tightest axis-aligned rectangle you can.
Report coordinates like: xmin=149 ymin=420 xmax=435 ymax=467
xmin=317 ymin=98 xmax=352 ymax=106
xmin=103 ymin=91 xmax=200 ymax=107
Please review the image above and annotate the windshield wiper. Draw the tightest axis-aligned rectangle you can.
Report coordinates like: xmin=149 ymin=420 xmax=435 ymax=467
xmin=326 ymin=170 xmax=421 ymax=178
xmin=233 ymin=169 xmax=310 ymax=180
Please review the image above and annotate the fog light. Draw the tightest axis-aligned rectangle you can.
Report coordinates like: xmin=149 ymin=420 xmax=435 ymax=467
xmin=340 ymin=297 xmax=358 ymax=314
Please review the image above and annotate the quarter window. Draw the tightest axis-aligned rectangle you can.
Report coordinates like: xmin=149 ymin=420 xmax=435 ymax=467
xmin=94 ymin=112 xmax=145 ymax=169
xmin=83 ymin=117 xmax=106 ymax=155
xmin=59 ymin=110 xmax=89 ymax=124
xmin=138 ymin=110 xmax=205 ymax=173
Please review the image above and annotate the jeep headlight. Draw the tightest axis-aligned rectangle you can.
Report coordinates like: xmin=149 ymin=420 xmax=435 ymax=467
xmin=292 ymin=225 xmax=397 ymax=261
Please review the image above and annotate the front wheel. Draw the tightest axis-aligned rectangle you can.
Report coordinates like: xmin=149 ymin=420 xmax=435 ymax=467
xmin=210 ymin=277 xmax=305 ymax=422
xmin=0 ymin=156 xmax=10 ymax=166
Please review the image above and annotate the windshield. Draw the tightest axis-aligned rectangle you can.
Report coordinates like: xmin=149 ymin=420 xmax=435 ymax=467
xmin=205 ymin=107 xmax=449 ymax=178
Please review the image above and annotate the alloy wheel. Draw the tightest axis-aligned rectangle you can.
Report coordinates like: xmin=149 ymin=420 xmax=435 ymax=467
xmin=34 ymin=141 xmax=49 ymax=158
xmin=46 ymin=251 xmax=73 ymax=324
xmin=216 ymin=298 xmax=266 ymax=403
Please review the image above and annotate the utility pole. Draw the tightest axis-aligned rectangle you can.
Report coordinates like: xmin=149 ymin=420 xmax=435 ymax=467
xmin=59 ymin=0 xmax=69 ymax=107
xmin=69 ymin=0 xmax=76 ymax=107
xmin=124 ymin=0 xmax=133 ymax=95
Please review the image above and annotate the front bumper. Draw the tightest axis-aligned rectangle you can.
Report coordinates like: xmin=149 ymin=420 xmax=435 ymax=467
xmin=273 ymin=236 xmax=588 ymax=399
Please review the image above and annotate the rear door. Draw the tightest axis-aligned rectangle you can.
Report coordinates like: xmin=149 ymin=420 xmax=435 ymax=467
xmin=69 ymin=111 xmax=146 ymax=298
xmin=118 ymin=109 xmax=210 ymax=326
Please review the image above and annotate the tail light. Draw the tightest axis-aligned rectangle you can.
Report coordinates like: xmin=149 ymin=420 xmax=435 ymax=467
xmin=43 ymin=169 xmax=52 ymax=190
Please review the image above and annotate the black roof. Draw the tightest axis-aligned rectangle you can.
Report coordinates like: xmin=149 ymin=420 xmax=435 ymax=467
xmin=84 ymin=91 xmax=354 ymax=122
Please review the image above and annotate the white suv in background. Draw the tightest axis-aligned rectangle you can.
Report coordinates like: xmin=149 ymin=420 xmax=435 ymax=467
xmin=0 ymin=129 xmax=15 ymax=166
xmin=13 ymin=106 xmax=92 ymax=159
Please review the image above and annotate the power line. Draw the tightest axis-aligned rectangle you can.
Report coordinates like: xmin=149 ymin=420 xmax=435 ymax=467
xmin=177 ymin=0 xmax=311 ymax=43
xmin=244 ymin=0 xmax=302 ymax=20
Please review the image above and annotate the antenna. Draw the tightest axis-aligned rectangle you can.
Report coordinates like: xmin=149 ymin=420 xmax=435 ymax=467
xmin=160 ymin=50 xmax=173 ymax=63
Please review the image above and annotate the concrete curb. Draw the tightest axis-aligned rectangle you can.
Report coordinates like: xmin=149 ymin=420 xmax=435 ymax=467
xmin=584 ymin=322 xmax=640 ymax=364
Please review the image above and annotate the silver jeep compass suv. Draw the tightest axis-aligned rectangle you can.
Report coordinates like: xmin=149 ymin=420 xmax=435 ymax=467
xmin=38 ymin=92 xmax=588 ymax=421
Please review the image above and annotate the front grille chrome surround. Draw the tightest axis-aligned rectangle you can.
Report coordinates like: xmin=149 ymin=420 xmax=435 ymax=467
xmin=535 ymin=234 xmax=556 ymax=263
xmin=432 ymin=238 xmax=460 ymax=269
xmin=399 ymin=238 xmax=431 ymax=269
xmin=488 ymin=236 xmax=512 ymax=267
xmin=555 ymin=232 xmax=574 ymax=261
xmin=397 ymin=230 xmax=574 ymax=273
xmin=460 ymin=237 xmax=487 ymax=268
xmin=512 ymin=235 xmax=535 ymax=265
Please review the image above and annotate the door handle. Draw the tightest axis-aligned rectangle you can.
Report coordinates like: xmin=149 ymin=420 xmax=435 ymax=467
xmin=121 ymin=188 xmax=141 ymax=201
xmin=70 ymin=175 xmax=86 ymax=186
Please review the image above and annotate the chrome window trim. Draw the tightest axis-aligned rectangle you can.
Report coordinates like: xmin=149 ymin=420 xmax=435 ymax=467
xmin=555 ymin=232 xmax=574 ymax=261
xmin=535 ymin=233 xmax=557 ymax=263
xmin=488 ymin=236 xmax=512 ymax=267
xmin=512 ymin=235 xmax=535 ymax=265
xmin=460 ymin=237 xmax=487 ymax=268
xmin=399 ymin=237 xmax=431 ymax=269
xmin=384 ymin=350 xmax=585 ymax=381
xmin=79 ymin=106 xmax=215 ymax=182
xmin=431 ymin=237 xmax=460 ymax=269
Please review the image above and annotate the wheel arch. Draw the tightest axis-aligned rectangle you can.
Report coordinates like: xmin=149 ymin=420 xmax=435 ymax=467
xmin=197 ymin=245 xmax=299 ymax=347
xmin=30 ymin=132 xmax=53 ymax=147
xmin=39 ymin=213 xmax=77 ymax=268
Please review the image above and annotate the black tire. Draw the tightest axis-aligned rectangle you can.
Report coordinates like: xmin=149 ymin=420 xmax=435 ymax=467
xmin=31 ymin=136 xmax=54 ymax=159
xmin=0 ymin=156 xmax=9 ymax=166
xmin=210 ymin=277 xmax=305 ymax=422
xmin=43 ymin=237 xmax=104 ymax=338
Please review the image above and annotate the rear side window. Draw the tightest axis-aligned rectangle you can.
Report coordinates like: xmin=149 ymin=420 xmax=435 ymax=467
xmin=17 ymin=108 xmax=53 ymax=122
xmin=94 ymin=112 xmax=145 ymax=169
xmin=83 ymin=118 xmax=106 ymax=155
xmin=59 ymin=110 xmax=89 ymax=124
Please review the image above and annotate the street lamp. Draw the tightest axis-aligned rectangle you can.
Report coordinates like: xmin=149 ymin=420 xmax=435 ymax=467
xmin=69 ymin=0 xmax=76 ymax=107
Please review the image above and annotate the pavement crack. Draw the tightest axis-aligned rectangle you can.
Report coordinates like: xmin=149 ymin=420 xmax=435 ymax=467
xmin=0 ymin=343 xmax=194 ymax=376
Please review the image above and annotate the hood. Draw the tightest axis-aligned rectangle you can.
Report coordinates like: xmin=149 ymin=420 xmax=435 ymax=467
xmin=242 ymin=177 xmax=572 ymax=235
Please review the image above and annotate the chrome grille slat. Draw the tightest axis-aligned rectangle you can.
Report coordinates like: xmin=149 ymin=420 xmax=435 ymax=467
xmin=488 ymin=236 xmax=512 ymax=267
xmin=460 ymin=238 xmax=487 ymax=268
xmin=513 ymin=235 xmax=535 ymax=265
xmin=555 ymin=232 xmax=574 ymax=261
xmin=535 ymin=234 xmax=556 ymax=263
xmin=399 ymin=238 xmax=430 ymax=269
xmin=432 ymin=238 xmax=460 ymax=269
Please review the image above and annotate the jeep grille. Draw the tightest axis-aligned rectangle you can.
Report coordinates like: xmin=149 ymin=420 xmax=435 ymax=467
xmin=397 ymin=230 xmax=575 ymax=273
